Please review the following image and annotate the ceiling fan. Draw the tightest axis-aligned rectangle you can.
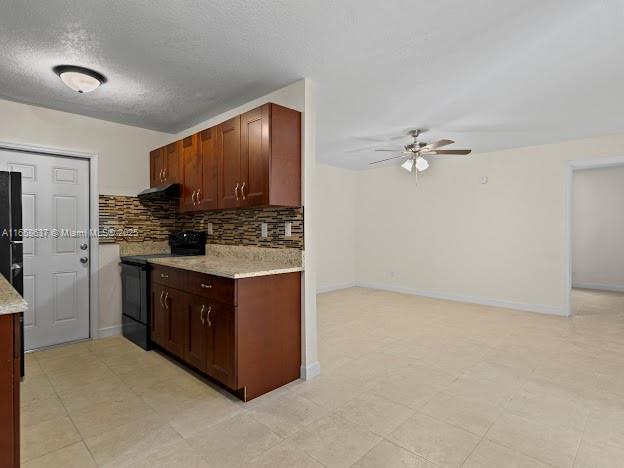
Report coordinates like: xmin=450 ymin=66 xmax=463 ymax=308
xmin=369 ymin=129 xmax=471 ymax=175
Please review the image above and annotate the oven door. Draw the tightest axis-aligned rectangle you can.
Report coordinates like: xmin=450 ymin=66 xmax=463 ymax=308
xmin=121 ymin=262 xmax=148 ymax=324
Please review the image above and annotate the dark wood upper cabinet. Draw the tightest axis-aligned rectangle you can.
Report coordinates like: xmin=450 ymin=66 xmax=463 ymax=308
xmin=198 ymin=127 xmax=219 ymax=210
xmin=163 ymin=142 xmax=180 ymax=184
xmin=150 ymin=147 xmax=165 ymax=187
xmin=149 ymin=102 xmax=301 ymax=210
xmin=240 ymin=105 xmax=270 ymax=206
xmin=240 ymin=103 xmax=301 ymax=208
xmin=217 ymin=116 xmax=242 ymax=210
xmin=180 ymin=134 xmax=201 ymax=212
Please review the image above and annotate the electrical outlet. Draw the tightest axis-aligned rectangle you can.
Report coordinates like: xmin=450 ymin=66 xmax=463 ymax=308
xmin=284 ymin=222 xmax=292 ymax=237
xmin=261 ymin=222 xmax=268 ymax=238
xmin=207 ymin=223 xmax=213 ymax=235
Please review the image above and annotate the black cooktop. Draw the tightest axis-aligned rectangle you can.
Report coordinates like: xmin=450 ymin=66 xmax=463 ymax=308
xmin=120 ymin=230 xmax=206 ymax=266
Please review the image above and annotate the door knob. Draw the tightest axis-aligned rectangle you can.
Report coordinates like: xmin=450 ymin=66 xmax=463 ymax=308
xmin=80 ymin=257 xmax=88 ymax=264
xmin=80 ymin=243 xmax=88 ymax=250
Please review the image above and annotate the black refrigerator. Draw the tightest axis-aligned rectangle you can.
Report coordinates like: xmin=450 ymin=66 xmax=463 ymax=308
xmin=0 ymin=171 xmax=24 ymax=377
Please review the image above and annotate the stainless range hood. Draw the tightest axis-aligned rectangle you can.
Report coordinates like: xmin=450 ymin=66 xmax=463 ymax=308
xmin=137 ymin=183 xmax=180 ymax=200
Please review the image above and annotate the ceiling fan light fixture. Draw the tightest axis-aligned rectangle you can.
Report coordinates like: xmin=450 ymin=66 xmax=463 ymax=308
xmin=415 ymin=156 xmax=429 ymax=172
xmin=401 ymin=159 xmax=414 ymax=172
xmin=53 ymin=65 xmax=106 ymax=93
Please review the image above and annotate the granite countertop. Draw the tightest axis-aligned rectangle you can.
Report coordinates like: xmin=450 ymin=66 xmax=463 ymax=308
xmin=148 ymin=255 xmax=303 ymax=279
xmin=0 ymin=274 xmax=28 ymax=315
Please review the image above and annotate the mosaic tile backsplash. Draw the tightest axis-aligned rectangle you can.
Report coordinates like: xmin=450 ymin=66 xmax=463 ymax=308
xmin=99 ymin=195 xmax=304 ymax=250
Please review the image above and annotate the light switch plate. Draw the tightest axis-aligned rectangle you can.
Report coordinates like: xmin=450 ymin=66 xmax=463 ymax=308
xmin=261 ymin=222 xmax=268 ymax=238
xmin=284 ymin=222 xmax=292 ymax=237
xmin=207 ymin=223 xmax=213 ymax=235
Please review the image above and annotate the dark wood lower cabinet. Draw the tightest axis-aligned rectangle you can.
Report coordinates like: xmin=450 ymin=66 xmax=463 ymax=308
xmin=0 ymin=313 xmax=20 ymax=468
xmin=150 ymin=269 xmax=301 ymax=401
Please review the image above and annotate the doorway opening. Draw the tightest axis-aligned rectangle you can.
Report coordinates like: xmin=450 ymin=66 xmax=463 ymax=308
xmin=566 ymin=157 xmax=624 ymax=316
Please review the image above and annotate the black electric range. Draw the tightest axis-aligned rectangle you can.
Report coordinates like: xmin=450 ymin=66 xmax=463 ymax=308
xmin=120 ymin=231 xmax=206 ymax=349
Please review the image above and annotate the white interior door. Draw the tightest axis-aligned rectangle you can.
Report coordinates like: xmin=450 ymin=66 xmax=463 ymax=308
xmin=0 ymin=150 xmax=90 ymax=350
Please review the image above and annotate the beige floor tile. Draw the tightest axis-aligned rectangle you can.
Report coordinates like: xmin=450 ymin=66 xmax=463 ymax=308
xmin=444 ymin=375 xmax=522 ymax=408
xmin=486 ymin=413 xmax=583 ymax=467
xmin=24 ymin=353 xmax=44 ymax=377
xmin=574 ymin=440 xmax=624 ymax=468
xmin=335 ymin=392 xmax=414 ymax=436
xmin=247 ymin=439 xmax=325 ymax=468
xmin=248 ymin=390 xmax=326 ymax=438
xmin=84 ymin=415 xmax=182 ymax=467
xmin=21 ymin=395 xmax=67 ymax=428
xmin=21 ymin=415 xmax=82 ymax=462
xmin=22 ymin=441 xmax=97 ymax=468
xmin=46 ymin=365 xmax=118 ymax=394
xmin=583 ymin=406 xmax=624 ymax=450
xmin=186 ymin=412 xmax=283 ymax=468
xmin=420 ymin=391 xmax=502 ymax=436
xmin=351 ymin=440 xmax=439 ymax=468
xmin=462 ymin=440 xmax=551 ymax=468
xmin=388 ymin=412 xmax=480 ymax=467
xmin=291 ymin=373 xmax=368 ymax=410
xmin=367 ymin=372 xmax=442 ymax=410
xmin=288 ymin=414 xmax=381 ymax=468
xmin=124 ymin=439 xmax=209 ymax=468
xmin=56 ymin=375 xmax=137 ymax=412
xmin=69 ymin=395 xmax=159 ymax=439
xmin=21 ymin=373 xmax=57 ymax=403
xmin=167 ymin=395 xmax=243 ymax=438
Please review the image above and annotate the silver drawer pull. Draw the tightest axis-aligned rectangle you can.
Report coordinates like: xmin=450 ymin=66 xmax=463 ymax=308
xmin=200 ymin=283 xmax=212 ymax=289
xmin=207 ymin=306 xmax=212 ymax=327
xmin=160 ymin=273 xmax=169 ymax=279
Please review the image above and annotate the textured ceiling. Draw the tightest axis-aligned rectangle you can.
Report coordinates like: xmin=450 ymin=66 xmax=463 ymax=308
xmin=1 ymin=0 xmax=623 ymax=168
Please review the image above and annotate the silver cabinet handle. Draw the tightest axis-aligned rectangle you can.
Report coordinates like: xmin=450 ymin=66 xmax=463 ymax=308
xmin=200 ymin=304 xmax=206 ymax=325
xmin=159 ymin=290 xmax=164 ymax=307
xmin=160 ymin=168 xmax=164 ymax=182
xmin=206 ymin=306 xmax=212 ymax=327
xmin=164 ymin=291 xmax=169 ymax=309
xmin=241 ymin=182 xmax=246 ymax=200
xmin=234 ymin=183 xmax=240 ymax=201
xmin=191 ymin=190 xmax=197 ymax=205
xmin=160 ymin=273 xmax=168 ymax=279
xmin=200 ymin=283 xmax=212 ymax=289
xmin=196 ymin=189 xmax=201 ymax=203
xmin=80 ymin=257 xmax=88 ymax=264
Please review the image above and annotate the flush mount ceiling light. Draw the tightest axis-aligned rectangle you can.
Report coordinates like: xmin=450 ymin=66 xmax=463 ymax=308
xmin=53 ymin=65 xmax=106 ymax=93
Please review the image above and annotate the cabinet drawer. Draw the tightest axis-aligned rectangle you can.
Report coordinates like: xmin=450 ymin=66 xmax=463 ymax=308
xmin=187 ymin=271 xmax=236 ymax=305
xmin=150 ymin=265 xmax=188 ymax=289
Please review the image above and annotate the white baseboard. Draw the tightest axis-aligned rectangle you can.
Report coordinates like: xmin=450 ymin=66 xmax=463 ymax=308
xmin=573 ymin=282 xmax=624 ymax=293
xmin=300 ymin=361 xmax=321 ymax=380
xmin=357 ymin=282 xmax=567 ymax=317
xmin=317 ymin=283 xmax=356 ymax=294
xmin=97 ymin=325 xmax=122 ymax=338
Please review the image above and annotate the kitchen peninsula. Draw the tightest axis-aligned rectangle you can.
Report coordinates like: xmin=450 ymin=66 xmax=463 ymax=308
xmin=147 ymin=245 xmax=303 ymax=401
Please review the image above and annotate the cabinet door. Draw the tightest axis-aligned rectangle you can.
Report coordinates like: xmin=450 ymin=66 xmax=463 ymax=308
xmin=185 ymin=295 xmax=208 ymax=372
xmin=150 ymin=284 xmax=167 ymax=347
xmin=217 ymin=116 xmax=241 ymax=209
xmin=164 ymin=141 xmax=180 ymax=183
xmin=241 ymin=104 xmax=270 ymax=207
xmin=198 ymin=127 xmax=219 ymax=210
xmin=165 ymin=288 xmax=187 ymax=358
xmin=206 ymin=303 xmax=236 ymax=388
xmin=180 ymin=134 xmax=201 ymax=212
xmin=150 ymin=148 xmax=165 ymax=187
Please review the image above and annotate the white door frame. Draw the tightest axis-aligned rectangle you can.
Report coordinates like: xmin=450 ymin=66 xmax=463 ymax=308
xmin=564 ymin=155 xmax=624 ymax=316
xmin=0 ymin=141 xmax=99 ymax=341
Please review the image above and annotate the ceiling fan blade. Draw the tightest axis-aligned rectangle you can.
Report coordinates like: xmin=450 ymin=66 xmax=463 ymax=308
xmin=419 ymin=139 xmax=454 ymax=152
xmin=369 ymin=155 xmax=406 ymax=165
xmin=424 ymin=149 xmax=472 ymax=155
xmin=374 ymin=149 xmax=402 ymax=152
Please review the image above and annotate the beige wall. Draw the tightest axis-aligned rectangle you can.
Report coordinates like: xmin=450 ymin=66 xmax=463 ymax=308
xmin=350 ymin=133 xmax=624 ymax=315
xmin=572 ymin=166 xmax=624 ymax=292
xmin=316 ymin=164 xmax=356 ymax=292
xmin=0 ymin=99 xmax=169 ymax=196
